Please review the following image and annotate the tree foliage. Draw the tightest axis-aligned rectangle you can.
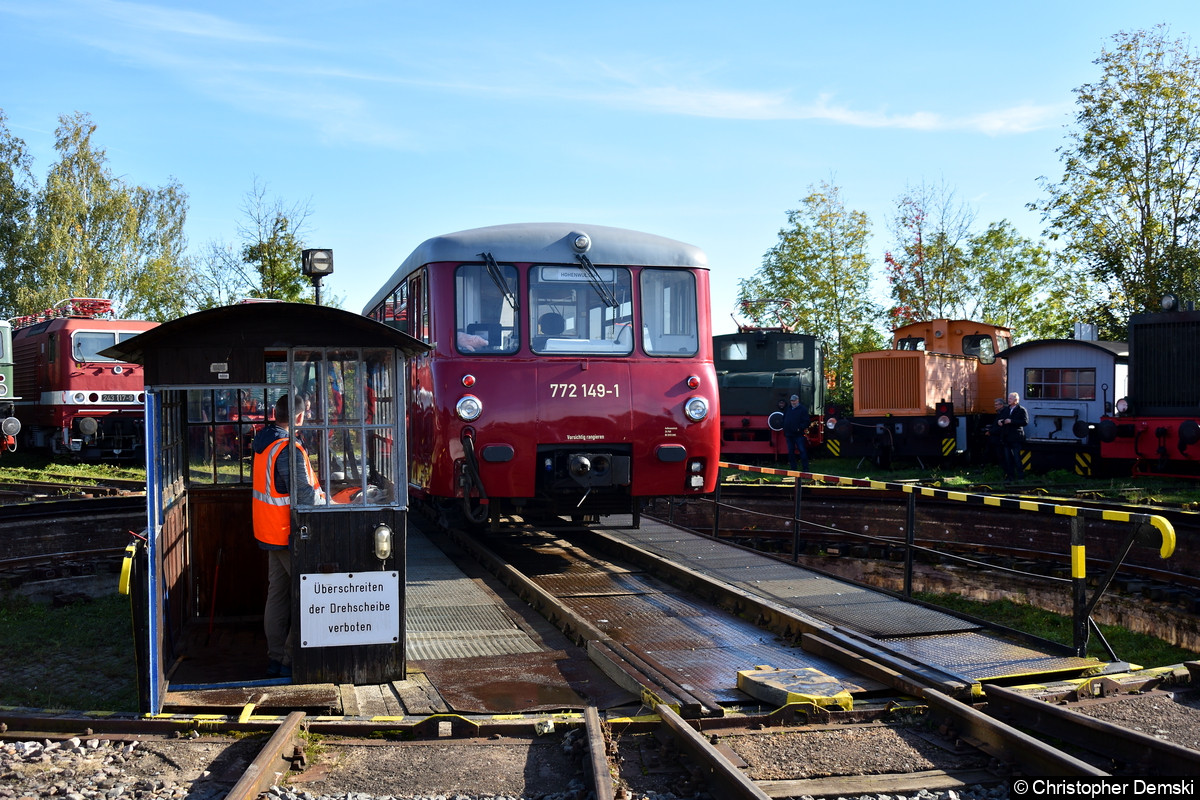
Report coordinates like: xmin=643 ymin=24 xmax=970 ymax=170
xmin=884 ymin=181 xmax=976 ymax=326
xmin=737 ymin=181 xmax=882 ymax=406
xmin=0 ymin=111 xmax=190 ymax=321
xmin=191 ymin=177 xmax=316 ymax=309
xmin=1035 ymin=25 xmax=1200 ymax=337
xmin=885 ymin=183 xmax=1074 ymax=341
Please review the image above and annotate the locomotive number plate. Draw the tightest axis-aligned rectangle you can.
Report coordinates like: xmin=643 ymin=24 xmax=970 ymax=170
xmin=101 ymin=393 xmax=136 ymax=402
xmin=549 ymin=382 xmax=622 ymax=399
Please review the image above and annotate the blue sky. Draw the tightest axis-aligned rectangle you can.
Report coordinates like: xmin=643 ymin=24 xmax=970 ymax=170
xmin=3 ymin=1 xmax=1198 ymax=335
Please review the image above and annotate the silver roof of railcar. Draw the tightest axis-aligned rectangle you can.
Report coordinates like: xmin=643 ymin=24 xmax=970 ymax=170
xmin=364 ymin=222 xmax=707 ymax=315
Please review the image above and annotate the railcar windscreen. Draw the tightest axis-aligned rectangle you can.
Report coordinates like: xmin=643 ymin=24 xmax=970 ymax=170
xmin=530 ymin=265 xmax=633 ymax=355
xmin=455 ymin=263 xmax=519 ymax=354
xmin=641 ymin=269 xmax=698 ymax=356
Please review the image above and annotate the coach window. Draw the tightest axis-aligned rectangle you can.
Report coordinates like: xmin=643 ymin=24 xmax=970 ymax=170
xmin=641 ymin=269 xmax=698 ymax=356
xmin=455 ymin=263 xmax=518 ymax=354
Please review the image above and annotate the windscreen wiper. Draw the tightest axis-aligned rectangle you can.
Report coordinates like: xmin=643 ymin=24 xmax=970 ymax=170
xmin=479 ymin=252 xmax=518 ymax=311
xmin=576 ymin=253 xmax=619 ymax=309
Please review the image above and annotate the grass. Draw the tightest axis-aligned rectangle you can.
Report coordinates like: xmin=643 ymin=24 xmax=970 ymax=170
xmin=0 ymin=451 xmax=146 ymax=484
xmin=0 ymin=592 xmax=139 ymax=712
xmin=914 ymin=591 xmax=1200 ymax=668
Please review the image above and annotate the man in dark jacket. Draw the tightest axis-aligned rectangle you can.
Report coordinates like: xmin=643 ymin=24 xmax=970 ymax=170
xmin=782 ymin=394 xmax=811 ymax=472
xmin=997 ymin=392 xmax=1029 ymax=482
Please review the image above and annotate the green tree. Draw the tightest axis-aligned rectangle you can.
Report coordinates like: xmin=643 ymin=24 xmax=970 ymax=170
xmin=192 ymin=178 xmax=315 ymax=309
xmin=1034 ymin=25 xmax=1200 ymax=337
xmin=964 ymin=221 xmax=1077 ymax=341
xmin=884 ymin=181 xmax=975 ymax=325
xmin=0 ymin=111 xmax=36 ymax=301
xmin=737 ymin=180 xmax=882 ymax=406
xmin=0 ymin=111 xmax=190 ymax=321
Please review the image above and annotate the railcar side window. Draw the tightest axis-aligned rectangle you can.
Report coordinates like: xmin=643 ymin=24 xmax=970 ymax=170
xmin=641 ymin=269 xmax=698 ymax=357
xmin=455 ymin=263 xmax=519 ymax=354
xmin=529 ymin=265 xmax=634 ymax=355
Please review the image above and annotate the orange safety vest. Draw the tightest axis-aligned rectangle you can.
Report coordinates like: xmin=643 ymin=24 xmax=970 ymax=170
xmin=252 ymin=437 xmax=319 ymax=546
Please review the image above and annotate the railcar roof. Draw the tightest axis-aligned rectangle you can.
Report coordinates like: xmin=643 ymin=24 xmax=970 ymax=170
xmin=364 ymin=222 xmax=707 ymax=315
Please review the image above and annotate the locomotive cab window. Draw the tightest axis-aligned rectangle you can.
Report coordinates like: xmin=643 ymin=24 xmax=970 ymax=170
xmin=962 ymin=334 xmax=997 ymax=364
xmin=896 ymin=336 xmax=925 ymax=351
xmin=641 ymin=269 xmax=698 ymax=356
xmin=719 ymin=341 xmax=748 ymax=361
xmin=455 ymin=263 xmax=518 ymax=354
xmin=72 ymin=330 xmax=141 ymax=363
xmin=529 ymin=265 xmax=633 ymax=355
xmin=776 ymin=340 xmax=806 ymax=360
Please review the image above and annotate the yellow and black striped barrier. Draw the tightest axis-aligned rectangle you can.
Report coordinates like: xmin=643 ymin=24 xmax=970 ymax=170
xmin=717 ymin=461 xmax=1176 ymax=560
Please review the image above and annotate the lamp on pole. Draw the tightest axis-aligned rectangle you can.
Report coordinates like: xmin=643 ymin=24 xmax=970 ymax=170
xmin=301 ymin=249 xmax=334 ymax=306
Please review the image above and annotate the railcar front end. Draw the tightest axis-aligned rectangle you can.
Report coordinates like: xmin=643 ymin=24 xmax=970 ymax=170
xmin=366 ymin=223 xmax=720 ymax=524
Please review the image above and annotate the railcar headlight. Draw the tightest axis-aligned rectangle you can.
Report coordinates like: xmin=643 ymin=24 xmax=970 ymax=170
xmin=936 ymin=414 xmax=952 ymax=429
xmin=70 ymin=391 xmax=87 ymax=404
xmin=1116 ymin=397 xmax=1129 ymax=414
xmin=684 ymin=396 xmax=709 ymax=422
xmin=825 ymin=417 xmax=837 ymax=430
xmin=456 ymin=394 xmax=483 ymax=421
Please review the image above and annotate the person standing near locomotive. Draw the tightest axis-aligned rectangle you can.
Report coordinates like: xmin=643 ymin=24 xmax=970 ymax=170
xmin=251 ymin=393 xmax=325 ymax=678
xmin=997 ymin=391 xmax=1029 ymax=482
xmin=782 ymin=394 xmax=811 ymax=472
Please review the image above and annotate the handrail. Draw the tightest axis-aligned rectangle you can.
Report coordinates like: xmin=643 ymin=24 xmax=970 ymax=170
xmin=718 ymin=462 xmax=1176 ymax=559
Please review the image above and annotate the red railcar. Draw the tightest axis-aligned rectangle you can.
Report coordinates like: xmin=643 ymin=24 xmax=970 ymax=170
xmin=11 ymin=298 xmax=157 ymax=459
xmin=365 ymin=223 xmax=720 ymax=524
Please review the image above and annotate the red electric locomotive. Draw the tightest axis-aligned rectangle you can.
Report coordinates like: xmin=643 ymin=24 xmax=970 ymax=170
xmin=11 ymin=298 xmax=157 ymax=459
xmin=365 ymin=222 xmax=720 ymax=525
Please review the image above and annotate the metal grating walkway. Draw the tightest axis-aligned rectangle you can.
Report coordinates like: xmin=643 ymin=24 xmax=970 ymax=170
xmin=595 ymin=514 xmax=1103 ymax=685
xmin=405 ymin=528 xmax=542 ymax=661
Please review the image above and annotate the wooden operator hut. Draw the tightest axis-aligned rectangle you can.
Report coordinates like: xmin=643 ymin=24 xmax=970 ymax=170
xmin=105 ymin=302 xmax=429 ymax=714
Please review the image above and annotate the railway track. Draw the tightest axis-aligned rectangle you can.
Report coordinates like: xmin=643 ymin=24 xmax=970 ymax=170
xmin=6 ymin=499 xmax=1200 ymax=794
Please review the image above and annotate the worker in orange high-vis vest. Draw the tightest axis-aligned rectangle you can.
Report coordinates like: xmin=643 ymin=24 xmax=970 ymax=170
xmin=251 ymin=393 xmax=326 ymax=678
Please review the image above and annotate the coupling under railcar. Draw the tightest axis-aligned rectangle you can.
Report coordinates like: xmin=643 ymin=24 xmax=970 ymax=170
xmin=1100 ymin=296 xmax=1200 ymax=477
xmin=364 ymin=222 xmax=720 ymax=525
xmin=714 ymin=327 xmax=825 ymax=461
xmin=825 ymin=319 xmax=1011 ymax=467
xmin=11 ymin=298 xmax=155 ymax=459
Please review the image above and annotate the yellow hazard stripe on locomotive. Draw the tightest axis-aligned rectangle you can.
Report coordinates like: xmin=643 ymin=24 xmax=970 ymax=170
xmin=825 ymin=438 xmax=841 ymax=457
xmin=1074 ymin=452 xmax=1093 ymax=476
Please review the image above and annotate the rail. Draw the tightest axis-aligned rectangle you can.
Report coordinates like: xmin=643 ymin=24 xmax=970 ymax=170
xmin=707 ymin=462 xmax=1177 ymax=658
